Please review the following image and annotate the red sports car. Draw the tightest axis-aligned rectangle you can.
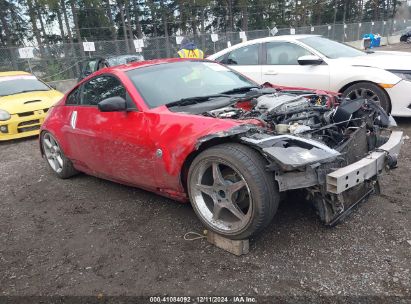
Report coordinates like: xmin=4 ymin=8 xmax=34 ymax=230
xmin=40 ymin=59 xmax=402 ymax=240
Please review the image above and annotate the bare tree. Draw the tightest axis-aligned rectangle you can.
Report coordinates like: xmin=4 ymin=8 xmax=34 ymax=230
xmin=118 ymin=0 xmax=130 ymax=53
xmin=125 ymin=0 xmax=134 ymax=49
xmin=26 ymin=0 xmax=45 ymax=56
xmin=132 ymin=0 xmax=143 ymax=39
xmin=69 ymin=0 xmax=84 ymax=58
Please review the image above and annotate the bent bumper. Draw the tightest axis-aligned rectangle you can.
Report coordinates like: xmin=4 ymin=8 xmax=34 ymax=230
xmin=326 ymin=131 xmax=403 ymax=194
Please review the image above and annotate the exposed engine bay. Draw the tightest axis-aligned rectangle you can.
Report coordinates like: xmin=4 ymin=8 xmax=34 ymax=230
xmin=202 ymin=87 xmax=392 ymax=151
xmin=168 ymin=85 xmax=402 ymax=226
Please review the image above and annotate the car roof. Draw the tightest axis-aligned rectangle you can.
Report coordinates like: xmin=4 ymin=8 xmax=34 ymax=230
xmin=208 ymin=34 xmax=321 ymax=58
xmin=107 ymin=54 xmax=142 ymax=59
xmin=0 ymin=71 xmax=31 ymax=77
xmin=255 ymin=34 xmax=320 ymax=42
xmin=77 ymin=58 xmax=215 ymax=84
xmin=85 ymin=54 xmax=143 ymax=61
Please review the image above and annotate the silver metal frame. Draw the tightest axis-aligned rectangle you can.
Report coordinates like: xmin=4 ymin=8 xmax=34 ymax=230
xmin=326 ymin=131 xmax=403 ymax=194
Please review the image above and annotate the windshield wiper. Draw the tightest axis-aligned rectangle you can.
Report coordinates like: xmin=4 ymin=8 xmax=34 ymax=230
xmin=167 ymin=94 xmax=231 ymax=107
xmin=166 ymin=86 xmax=261 ymax=107
xmin=219 ymin=85 xmax=260 ymax=95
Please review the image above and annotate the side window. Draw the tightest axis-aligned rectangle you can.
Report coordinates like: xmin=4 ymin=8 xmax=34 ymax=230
xmin=226 ymin=44 xmax=259 ymax=65
xmin=266 ymin=42 xmax=312 ymax=65
xmin=66 ymin=87 xmax=80 ymax=105
xmin=80 ymin=75 xmax=126 ymax=106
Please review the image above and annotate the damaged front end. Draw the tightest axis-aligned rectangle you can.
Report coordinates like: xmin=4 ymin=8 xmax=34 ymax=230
xmin=241 ymin=124 xmax=402 ymax=226
xmin=170 ymin=86 xmax=403 ymax=225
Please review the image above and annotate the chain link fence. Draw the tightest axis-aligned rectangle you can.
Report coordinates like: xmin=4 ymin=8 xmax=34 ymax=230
xmin=1 ymin=19 xmax=411 ymax=82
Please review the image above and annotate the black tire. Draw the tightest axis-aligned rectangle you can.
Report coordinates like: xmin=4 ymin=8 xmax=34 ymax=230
xmin=187 ymin=143 xmax=279 ymax=240
xmin=342 ymin=82 xmax=391 ymax=114
xmin=41 ymin=131 xmax=78 ymax=179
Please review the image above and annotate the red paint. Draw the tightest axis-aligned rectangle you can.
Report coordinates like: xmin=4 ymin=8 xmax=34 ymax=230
xmin=235 ymin=100 xmax=254 ymax=112
xmin=41 ymin=59 xmax=340 ymax=202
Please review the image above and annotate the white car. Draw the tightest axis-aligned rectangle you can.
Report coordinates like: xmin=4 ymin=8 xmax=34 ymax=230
xmin=208 ymin=35 xmax=411 ymax=117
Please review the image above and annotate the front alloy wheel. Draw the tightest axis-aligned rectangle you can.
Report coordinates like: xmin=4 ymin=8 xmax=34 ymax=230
xmin=191 ymin=160 xmax=253 ymax=233
xmin=188 ymin=143 xmax=279 ymax=240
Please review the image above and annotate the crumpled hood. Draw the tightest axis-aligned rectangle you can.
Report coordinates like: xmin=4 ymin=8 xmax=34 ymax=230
xmin=0 ymin=90 xmax=64 ymax=114
xmin=334 ymin=51 xmax=411 ymax=70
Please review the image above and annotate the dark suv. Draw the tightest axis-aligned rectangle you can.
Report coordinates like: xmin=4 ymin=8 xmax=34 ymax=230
xmin=400 ymin=27 xmax=411 ymax=43
xmin=78 ymin=54 xmax=144 ymax=81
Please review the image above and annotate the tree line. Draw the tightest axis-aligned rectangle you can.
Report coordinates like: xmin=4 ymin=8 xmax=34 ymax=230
xmin=0 ymin=0 xmax=407 ymax=51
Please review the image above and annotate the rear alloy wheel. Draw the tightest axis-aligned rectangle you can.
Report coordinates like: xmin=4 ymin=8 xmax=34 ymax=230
xmin=41 ymin=132 xmax=78 ymax=179
xmin=342 ymin=82 xmax=391 ymax=114
xmin=188 ymin=143 xmax=279 ymax=240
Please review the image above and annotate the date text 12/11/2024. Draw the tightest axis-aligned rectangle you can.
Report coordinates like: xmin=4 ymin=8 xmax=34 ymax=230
xmin=149 ymin=296 xmax=257 ymax=303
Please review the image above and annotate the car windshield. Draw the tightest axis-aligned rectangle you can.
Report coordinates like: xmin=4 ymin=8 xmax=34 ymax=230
xmin=0 ymin=76 xmax=50 ymax=97
xmin=299 ymin=36 xmax=365 ymax=59
xmin=126 ymin=61 xmax=257 ymax=108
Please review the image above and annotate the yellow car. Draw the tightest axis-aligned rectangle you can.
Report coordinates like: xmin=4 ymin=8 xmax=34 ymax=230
xmin=0 ymin=71 xmax=64 ymax=141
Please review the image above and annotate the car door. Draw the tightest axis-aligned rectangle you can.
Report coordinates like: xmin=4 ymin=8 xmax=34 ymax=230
xmin=261 ymin=41 xmax=330 ymax=90
xmin=221 ymin=43 xmax=263 ymax=83
xmin=64 ymin=74 xmax=156 ymax=188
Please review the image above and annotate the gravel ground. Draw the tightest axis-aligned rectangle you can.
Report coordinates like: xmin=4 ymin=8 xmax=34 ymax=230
xmin=0 ymin=44 xmax=411 ymax=301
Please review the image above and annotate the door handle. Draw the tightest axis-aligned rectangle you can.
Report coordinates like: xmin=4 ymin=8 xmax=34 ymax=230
xmin=264 ymin=70 xmax=278 ymax=75
xmin=70 ymin=111 xmax=77 ymax=129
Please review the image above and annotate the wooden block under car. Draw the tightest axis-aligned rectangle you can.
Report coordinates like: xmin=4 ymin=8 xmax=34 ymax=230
xmin=206 ymin=231 xmax=249 ymax=256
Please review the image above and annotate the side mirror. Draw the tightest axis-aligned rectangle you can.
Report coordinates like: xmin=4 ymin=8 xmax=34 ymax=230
xmin=297 ymin=55 xmax=324 ymax=66
xmin=98 ymin=96 xmax=127 ymax=112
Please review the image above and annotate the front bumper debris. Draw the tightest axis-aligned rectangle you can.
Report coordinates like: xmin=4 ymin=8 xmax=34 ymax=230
xmin=240 ymin=129 xmax=403 ymax=226
xmin=326 ymin=131 xmax=403 ymax=194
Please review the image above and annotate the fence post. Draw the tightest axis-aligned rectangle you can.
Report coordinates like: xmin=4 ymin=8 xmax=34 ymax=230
xmin=357 ymin=23 xmax=361 ymax=41
xmin=9 ymin=48 xmax=18 ymax=70
xmin=165 ymin=35 xmax=171 ymax=58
